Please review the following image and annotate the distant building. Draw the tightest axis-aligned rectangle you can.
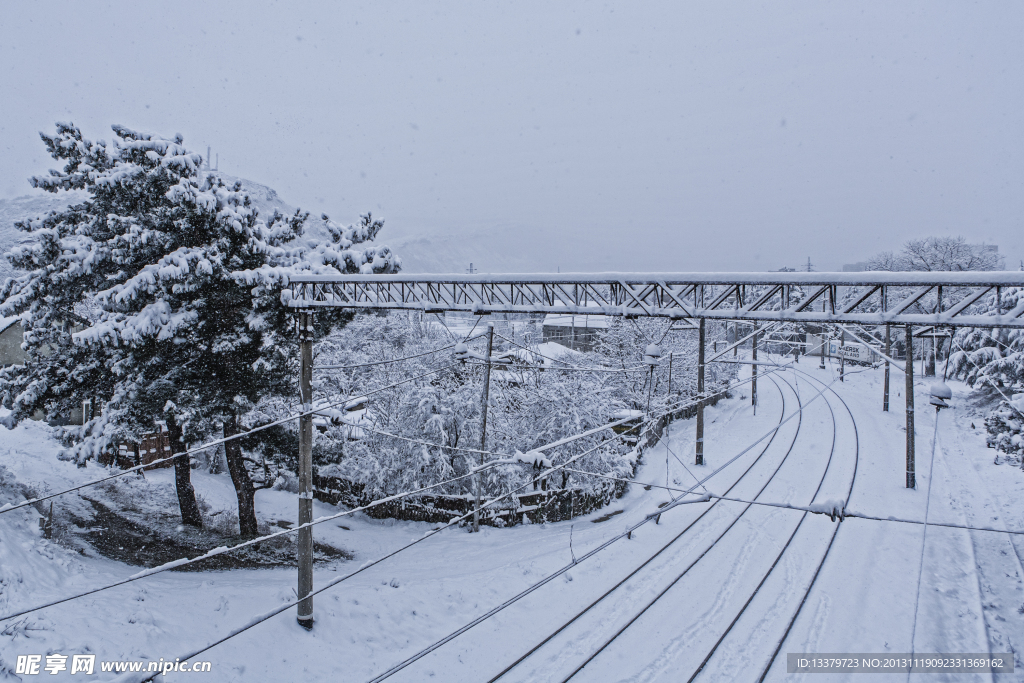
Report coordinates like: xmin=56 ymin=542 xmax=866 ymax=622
xmin=542 ymin=307 xmax=608 ymax=352
xmin=0 ymin=316 xmax=88 ymax=425
xmin=842 ymin=262 xmax=870 ymax=272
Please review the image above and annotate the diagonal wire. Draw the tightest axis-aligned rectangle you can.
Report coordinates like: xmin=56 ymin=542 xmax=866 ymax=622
xmin=129 ymin=436 xmax=621 ymax=683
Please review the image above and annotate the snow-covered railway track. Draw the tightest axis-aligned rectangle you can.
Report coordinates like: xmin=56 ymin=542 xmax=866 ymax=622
xmin=749 ymin=366 xmax=860 ymax=681
xmin=470 ymin=372 xmax=832 ymax=683
xmin=364 ymin=372 xmax=798 ymax=683
xmin=527 ymin=369 xmax=854 ymax=683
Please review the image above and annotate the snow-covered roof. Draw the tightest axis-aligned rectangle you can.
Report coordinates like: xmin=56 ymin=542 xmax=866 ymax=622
xmin=542 ymin=301 xmax=609 ymax=329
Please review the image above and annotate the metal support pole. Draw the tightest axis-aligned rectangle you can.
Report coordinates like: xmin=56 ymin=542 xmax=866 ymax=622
xmin=667 ymin=351 xmax=673 ymax=483
xmin=473 ymin=323 xmax=495 ymax=532
xmin=696 ymin=319 xmax=705 ymax=466
xmin=883 ymin=324 xmax=891 ymax=412
xmin=839 ymin=328 xmax=845 ymax=382
xmin=905 ymin=324 xmax=915 ymax=489
xmin=819 ymin=296 xmax=827 ymax=370
xmin=751 ymin=323 xmax=758 ymax=414
xmin=297 ymin=311 xmax=314 ymax=629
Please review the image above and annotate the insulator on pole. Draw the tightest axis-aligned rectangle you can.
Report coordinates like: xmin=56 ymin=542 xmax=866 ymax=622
xmin=643 ymin=344 xmax=662 ymax=366
xmin=929 ymin=382 xmax=952 ymax=409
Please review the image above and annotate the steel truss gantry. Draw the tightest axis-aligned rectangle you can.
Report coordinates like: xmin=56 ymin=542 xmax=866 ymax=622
xmin=285 ymin=272 xmax=1024 ymax=329
xmin=286 ymin=270 xmax=1024 ymax=629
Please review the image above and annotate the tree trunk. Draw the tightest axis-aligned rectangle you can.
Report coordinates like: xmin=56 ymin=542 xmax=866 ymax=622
xmin=166 ymin=415 xmax=203 ymax=528
xmin=223 ymin=415 xmax=259 ymax=537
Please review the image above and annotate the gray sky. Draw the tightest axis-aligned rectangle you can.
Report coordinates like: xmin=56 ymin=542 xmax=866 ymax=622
xmin=2 ymin=1 xmax=1021 ymax=272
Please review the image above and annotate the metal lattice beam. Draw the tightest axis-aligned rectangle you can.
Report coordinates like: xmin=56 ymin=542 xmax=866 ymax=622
xmin=284 ymin=272 xmax=1024 ymax=329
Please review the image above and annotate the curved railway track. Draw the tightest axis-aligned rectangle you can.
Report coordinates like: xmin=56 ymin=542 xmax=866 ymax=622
xmin=368 ymin=367 xmax=862 ymax=683
xmin=366 ymin=373 xmax=798 ymax=683
xmin=536 ymin=368 xmax=858 ymax=683
xmin=754 ymin=365 xmax=860 ymax=682
xmin=488 ymin=372 xmax=815 ymax=683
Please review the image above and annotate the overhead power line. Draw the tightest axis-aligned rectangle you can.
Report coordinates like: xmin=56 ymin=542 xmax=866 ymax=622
xmin=124 ymin=435 xmax=621 ymax=683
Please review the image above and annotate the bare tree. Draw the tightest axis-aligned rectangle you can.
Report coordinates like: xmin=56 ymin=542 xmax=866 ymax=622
xmin=868 ymin=236 xmax=1003 ymax=272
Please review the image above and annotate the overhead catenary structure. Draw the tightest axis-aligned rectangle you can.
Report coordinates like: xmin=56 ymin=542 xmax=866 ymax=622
xmin=284 ymin=271 xmax=1024 ymax=327
xmin=284 ymin=270 xmax=1024 ymax=629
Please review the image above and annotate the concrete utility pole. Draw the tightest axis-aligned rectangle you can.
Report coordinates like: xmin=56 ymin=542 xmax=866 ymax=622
xmin=695 ymin=319 xmax=705 ymax=466
xmin=883 ymin=324 xmax=891 ymax=412
xmin=473 ymin=323 xmax=495 ymax=533
xmin=297 ymin=311 xmax=314 ymax=629
xmin=905 ymin=324 xmax=915 ymax=489
xmin=751 ymin=323 xmax=758 ymax=414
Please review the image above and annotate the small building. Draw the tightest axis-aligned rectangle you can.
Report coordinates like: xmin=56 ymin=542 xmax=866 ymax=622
xmin=0 ymin=316 xmax=25 ymax=367
xmin=0 ymin=316 xmax=94 ymax=425
xmin=542 ymin=306 xmax=608 ymax=352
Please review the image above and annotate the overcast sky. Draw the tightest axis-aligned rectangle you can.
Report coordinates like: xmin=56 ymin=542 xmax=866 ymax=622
xmin=2 ymin=2 xmax=1021 ymax=272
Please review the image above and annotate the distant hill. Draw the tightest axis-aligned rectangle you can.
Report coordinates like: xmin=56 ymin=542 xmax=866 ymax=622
xmin=0 ymin=191 xmax=89 ymax=282
xmin=0 ymin=176 xmax=593 ymax=282
xmin=0 ymin=176 xmax=335 ymax=284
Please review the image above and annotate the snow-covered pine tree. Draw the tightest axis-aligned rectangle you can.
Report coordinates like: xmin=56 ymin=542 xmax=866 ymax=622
xmin=0 ymin=123 xmax=400 ymax=536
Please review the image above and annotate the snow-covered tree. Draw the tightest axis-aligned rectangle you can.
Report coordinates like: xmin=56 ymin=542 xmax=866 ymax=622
xmin=868 ymin=236 xmax=1003 ymax=273
xmin=942 ymin=283 xmax=1024 ymax=466
xmin=309 ymin=312 xmax=645 ymax=504
xmin=0 ymin=123 xmax=400 ymax=535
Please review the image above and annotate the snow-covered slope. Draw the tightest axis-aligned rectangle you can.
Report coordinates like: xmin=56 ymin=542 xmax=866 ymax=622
xmin=0 ymin=191 xmax=88 ymax=282
xmin=0 ymin=176 xmax=342 ymax=284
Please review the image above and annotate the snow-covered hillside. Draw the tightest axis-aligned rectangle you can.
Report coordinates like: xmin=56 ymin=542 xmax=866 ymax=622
xmin=0 ymin=180 xmax=599 ymax=277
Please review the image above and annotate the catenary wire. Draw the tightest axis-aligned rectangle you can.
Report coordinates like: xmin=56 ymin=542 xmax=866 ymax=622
xmin=128 ymin=435 xmax=622 ymax=683
xmin=1 ymin=404 xmax=666 ymax=622
xmin=370 ymin=373 xmax=819 ymax=683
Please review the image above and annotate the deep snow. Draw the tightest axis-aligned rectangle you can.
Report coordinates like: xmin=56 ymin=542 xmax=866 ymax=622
xmin=1 ymin=360 xmax=1023 ymax=682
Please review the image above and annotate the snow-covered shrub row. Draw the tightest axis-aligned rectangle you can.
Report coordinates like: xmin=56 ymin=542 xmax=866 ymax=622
xmin=300 ymin=312 xmax=722 ymax=508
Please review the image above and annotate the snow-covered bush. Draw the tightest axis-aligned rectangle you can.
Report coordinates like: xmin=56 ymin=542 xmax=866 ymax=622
xmin=949 ymin=287 xmax=1024 ymax=391
xmin=985 ymin=397 xmax=1024 ymax=463
xmin=307 ymin=311 xmax=718 ymax=507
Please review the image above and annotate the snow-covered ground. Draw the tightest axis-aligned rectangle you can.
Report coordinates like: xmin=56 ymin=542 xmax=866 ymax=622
xmin=2 ymin=360 xmax=1023 ymax=681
